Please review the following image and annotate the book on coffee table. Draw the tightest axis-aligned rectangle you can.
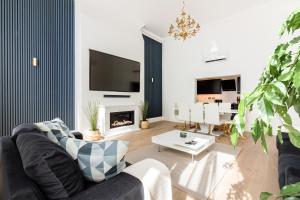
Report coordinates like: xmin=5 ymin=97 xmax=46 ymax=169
xmin=174 ymin=137 xmax=207 ymax=150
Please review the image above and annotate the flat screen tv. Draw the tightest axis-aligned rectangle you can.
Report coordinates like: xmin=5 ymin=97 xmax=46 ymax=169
xmin=89 ymin=49 xmax=140 ymax=92
xmin=221 ymin=79 xmax=236 ymax=91
xmin=197 ymin=79 xmax=221 ymax=94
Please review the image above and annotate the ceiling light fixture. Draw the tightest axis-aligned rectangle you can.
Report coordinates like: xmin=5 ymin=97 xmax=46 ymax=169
xmin=168 ymin=1 xmax=200 ymax=41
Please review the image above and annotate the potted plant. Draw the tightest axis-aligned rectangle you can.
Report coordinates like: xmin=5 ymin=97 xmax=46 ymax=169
xmin=85 ymin=100 xmax=101 ymax=141
xmin=231 ymin=9 xmax=300 ymax=199
xmin=141 ymin=101 xmax=149 ymax=129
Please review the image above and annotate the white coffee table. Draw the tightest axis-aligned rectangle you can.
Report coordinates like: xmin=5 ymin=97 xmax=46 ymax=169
xmin=152 ymin=130 xmax=215 ymax=162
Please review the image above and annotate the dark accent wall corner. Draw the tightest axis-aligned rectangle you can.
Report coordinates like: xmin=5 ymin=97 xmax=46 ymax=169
xmin=0 ymin=0 xmax=75 ymax=136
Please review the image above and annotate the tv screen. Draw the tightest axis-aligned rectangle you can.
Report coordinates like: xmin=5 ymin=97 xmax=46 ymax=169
xmin=221 ymin=79 xmax=236 ymax=91
xmin=197 ymin=79 xmax=221 ymax=94
xmin=89 ymin=49 xmax=140 ymax=92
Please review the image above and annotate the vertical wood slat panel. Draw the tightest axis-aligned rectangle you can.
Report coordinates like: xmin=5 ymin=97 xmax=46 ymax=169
xmin=0 ymin=0 xmax=75 ymax=136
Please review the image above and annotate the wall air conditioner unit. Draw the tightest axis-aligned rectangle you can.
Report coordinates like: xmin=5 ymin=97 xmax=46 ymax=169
xmin=203 ymin=41 xmax=228 ymax=63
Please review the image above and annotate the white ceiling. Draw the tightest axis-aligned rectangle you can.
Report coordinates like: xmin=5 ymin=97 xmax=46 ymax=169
xmin=79 ymin=0 xmax=274 ymax=38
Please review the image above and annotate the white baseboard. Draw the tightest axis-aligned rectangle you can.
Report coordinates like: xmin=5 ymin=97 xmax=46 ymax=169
xmin=148 ymin=116 xmax=166 ymax=123
xmin=160 ymin=117 xmax=182 ymax=123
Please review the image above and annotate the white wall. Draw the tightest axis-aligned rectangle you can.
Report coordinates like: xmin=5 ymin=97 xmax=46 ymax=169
xmin=75 ymin=2 xmax=145 ymax=132
xmin=162 ymin=0 xmax=300 ymax=130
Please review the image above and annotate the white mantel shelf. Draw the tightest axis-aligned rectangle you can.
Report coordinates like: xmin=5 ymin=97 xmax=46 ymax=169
xmin=98 ymin=104 xmax=140 ymax=137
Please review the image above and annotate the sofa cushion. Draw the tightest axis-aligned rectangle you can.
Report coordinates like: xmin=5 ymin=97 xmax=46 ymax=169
xmin=0 ymin=137 xmax=45 ymax=200
xmin=77 ymin=140 xmax=129 ymax=182
xmin=71 ymin=172 xmax=144 ymax=200
xmin=35 ymin=118 xmax=71 ymax=144
xmin=16 ymin=132 xmax=85 ymax=199
xmin=11 ymin=123 xmax=44 ymax=142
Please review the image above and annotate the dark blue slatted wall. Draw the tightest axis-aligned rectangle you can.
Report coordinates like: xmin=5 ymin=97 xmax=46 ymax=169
xmin=0 ymin=0 xmax=75 ymax=136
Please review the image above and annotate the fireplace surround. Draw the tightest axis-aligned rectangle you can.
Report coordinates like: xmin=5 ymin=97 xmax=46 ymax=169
xmin=99 ymin=104 xmax=140 ymax=137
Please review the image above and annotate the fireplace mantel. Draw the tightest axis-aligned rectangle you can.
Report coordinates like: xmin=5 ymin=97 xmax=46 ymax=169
xmin=98 ymin=104 xmax=140 ymax=137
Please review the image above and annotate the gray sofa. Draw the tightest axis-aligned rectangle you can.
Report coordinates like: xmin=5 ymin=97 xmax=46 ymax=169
xmin=0 ymin=129 xmax=144 ymax=200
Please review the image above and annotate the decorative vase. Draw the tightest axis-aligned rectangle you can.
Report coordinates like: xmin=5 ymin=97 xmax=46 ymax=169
xmin=85 ymin=129 xmax=102 ymax=141
xmin=141 ymin=120 xmax=149 ymax=129
xmin=180 ymin=132 xmax=187 ymax=138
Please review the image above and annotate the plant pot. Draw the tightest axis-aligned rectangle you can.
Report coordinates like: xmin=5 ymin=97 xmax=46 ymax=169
xmin=141 ymin=120 xmax=149 ymax=129
xmin=85 ymin=129 xmax=102 ymax=141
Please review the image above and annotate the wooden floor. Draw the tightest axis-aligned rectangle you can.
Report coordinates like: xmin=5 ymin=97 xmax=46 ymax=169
xmin=112 ymin=121 xmax=279 ymax=200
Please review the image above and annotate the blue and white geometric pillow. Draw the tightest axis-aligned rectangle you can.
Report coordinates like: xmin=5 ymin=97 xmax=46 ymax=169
xmin=35 ymin=118 xmax=71 ymax=144
xmin=77 ymin=140 xmax=129 ymax=182
xmin=59 ymin=137 xmax=86 ymax=160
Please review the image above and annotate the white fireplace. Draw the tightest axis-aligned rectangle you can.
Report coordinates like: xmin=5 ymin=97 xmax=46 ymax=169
xmin=98 ymin=104 xmax=140 ymax=137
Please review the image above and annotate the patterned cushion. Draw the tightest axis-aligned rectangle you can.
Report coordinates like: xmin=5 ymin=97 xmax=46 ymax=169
xmin=35 ymin=118 xmax=70 ymax=144
xmin=59 ymin=137 xmax=86 ymax=160
xmin=77 ymin=140 xmax=129 ymax=182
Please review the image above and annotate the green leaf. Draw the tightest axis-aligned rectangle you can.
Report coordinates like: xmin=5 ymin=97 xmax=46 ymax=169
xmin=251 ymin=119 xmax=262 ymax=143
xmin=280 ymin=19 xmax=288 ymax=36
xmin=265 ymin=125 xmax=273 ymax=137
xmin=275 ymin=43 xmax=289 ymax=57
xmin=281 ymin=182 xmax=300 ymax=196
xmin=284 ymin=125 xmax=300 ymax=148
xmin=274 ymin=105 xmax=293 ymax=125
xmin=284 ymin=197 xmax=300 ymax=200
xmin=261 ymin=132 xmax=268 ymax=153
xmin=238 ymin=98 xmax=246 ymax=117
xmin=260 ymin=192 xmax=273 ymax=200
xmin=280 ymin=52 xmax=293 ymax=68
xmin=294 ymin=104 xmax=300 ymax=118
xmin=278 ymin=68 xmax=294 ymax=82
xmin=271 ymin=82 xmax=287 ymax=96
xmin=230 ymin=125 xmax=239 ymax=147
xmin=289 ymin=11 xmax=300 ymax=33
xmin=245 ymin=87 xmax=264 ymax=107
xmin=287 ymin=89 xmax=296 ymax=108
xmin=142 ymin=101 xmax=149 ymax=121
xmin=232 ymin=98 xmax=246 ymax=134
xmin=292 ymin=92 xmax=300 ymax=118
xmin=293 ymin=61 xmax=300 ymax=89
xmin=281 ymin=10 xmax=300 ymax=35
xmin=85 ymin=101 xmax=100 ymax=131
xmin=258 ymin=97 xmax=274 ymax=123
xmin=233 ymin=110 xmax=246 ymax=134
xmin=264 ymin=89 xmax=284 ymax=106
xmin=282 ymin=113 xmax=293 ymax=125
xmin=277 ymin=126 xmax=283 ymax=144
xmin=290 ymin=35 xmax=300 ymax=45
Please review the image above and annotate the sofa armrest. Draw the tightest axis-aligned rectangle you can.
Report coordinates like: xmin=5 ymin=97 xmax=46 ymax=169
xmin=285 ymin=167 xmax=300 ymax=186
xmin=124 ymin=159 xmax=172 ymax=200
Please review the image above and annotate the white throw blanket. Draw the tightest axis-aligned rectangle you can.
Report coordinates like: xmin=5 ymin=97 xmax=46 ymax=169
xmin=124 ymin=159 xmax=172 ymax=200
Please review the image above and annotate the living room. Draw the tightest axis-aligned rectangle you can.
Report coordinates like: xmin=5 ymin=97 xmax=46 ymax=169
xmin=1 ymin=0 xmax=300 ymax=200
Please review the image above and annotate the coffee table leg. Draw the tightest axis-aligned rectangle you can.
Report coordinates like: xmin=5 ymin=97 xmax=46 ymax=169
xmin=158 ymin=145 xmax=161 ymax=152
xmin=192 ymin=155 xmax=194 ymax=163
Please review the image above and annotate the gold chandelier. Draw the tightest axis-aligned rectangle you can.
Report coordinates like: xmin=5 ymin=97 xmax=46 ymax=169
xmin=168 ymin=1 xmax=200 ymax=41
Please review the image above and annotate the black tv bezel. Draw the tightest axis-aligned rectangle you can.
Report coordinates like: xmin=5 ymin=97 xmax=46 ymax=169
xmin=197 ymin=79 xmax=222 ymax=94
xmin=221 ymin=79 xmax=236 ymax=91
xmin=89 ymin=49 xmax=141 ymax=93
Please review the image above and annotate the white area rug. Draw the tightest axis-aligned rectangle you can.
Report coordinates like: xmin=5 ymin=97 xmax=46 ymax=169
xmin=126 ymin=143 xmax=241 ymax=200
